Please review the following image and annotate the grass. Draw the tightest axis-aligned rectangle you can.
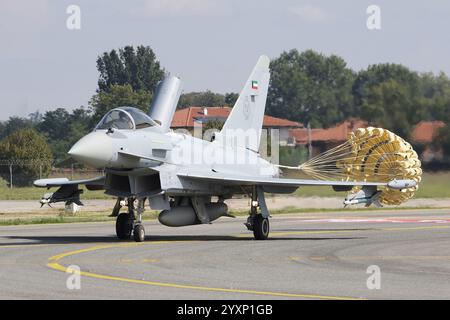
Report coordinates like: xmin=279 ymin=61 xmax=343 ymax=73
xmin=293 ymin=171 xmax=450 ymax=198
xmin=0 ymin=216 xmax=111 ymax=226
xmin=0 ymin=205 xmax=447 ymax=226
xmin=0 ymin=185 xmax=110 ymax=201
xmin=0 ymin=211 xmax=156 ymax=226
xmin=0 ymin=172 xmax=448 ymax=201
xmin=415 ymin=172 xmax=450 ymax=198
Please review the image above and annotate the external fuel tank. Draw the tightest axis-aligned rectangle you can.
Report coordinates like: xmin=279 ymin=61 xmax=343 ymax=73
xmin=158 ymin=203 xmax=229 ymax=227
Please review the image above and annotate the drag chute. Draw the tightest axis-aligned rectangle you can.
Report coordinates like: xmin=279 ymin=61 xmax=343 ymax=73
xmin=282 ymin=127 xmax=422 ymax=205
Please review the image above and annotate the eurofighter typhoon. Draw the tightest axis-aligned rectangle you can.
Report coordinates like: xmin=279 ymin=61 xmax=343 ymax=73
xmin=34 ymin=56 xmax=417 ymax=241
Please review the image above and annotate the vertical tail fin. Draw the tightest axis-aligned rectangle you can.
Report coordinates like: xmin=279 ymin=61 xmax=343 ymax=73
xmin=218 ymin=55 xmax=270 ymax=152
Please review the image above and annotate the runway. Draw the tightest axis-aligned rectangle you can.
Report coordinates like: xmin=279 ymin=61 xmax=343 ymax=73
xmin=1 ymin=208 xmax=450 ymax=299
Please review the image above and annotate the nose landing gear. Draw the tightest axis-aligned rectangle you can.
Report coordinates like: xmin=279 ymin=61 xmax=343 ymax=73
xmin=115 ymin=197 xmax=146 ymax=242
xmin=133 ymin=224 xmax=145 ymax=242
xmin=116 ymin=212 xmax=133 ymax=240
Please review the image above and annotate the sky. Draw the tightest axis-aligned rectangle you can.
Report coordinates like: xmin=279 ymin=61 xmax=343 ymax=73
xmin=0 ymin=0 xmax=449 ymax=120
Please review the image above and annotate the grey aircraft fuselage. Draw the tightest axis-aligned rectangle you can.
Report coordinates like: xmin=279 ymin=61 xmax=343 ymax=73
xmin=68 ymin=116 xmax=278 ymax=199
xmin=34 ymin=55 xmax=417 ymax=241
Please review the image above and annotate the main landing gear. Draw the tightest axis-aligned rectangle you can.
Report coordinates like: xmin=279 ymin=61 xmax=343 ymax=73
xmin=115 ymin=198 xmax=146 ymax=242
xmin=244 ymin=186 xmax=270 ymax=240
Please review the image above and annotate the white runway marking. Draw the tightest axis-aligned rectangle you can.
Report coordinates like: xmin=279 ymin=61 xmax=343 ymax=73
xmin=301 ymin=218 xmax=450 ymax=224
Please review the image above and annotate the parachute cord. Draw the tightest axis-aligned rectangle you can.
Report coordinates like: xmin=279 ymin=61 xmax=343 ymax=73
xmin=273 ymin=127 xmax=421 ymax=206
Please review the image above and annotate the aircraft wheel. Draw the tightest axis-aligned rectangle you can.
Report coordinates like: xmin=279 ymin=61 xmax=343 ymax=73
xmin=133 ymin=224 xmax=145 ymax=242
xmin=116 ymin=213 xmax=133 ymax=240
xmin=253 ymin=215 xmax=269 ymax=240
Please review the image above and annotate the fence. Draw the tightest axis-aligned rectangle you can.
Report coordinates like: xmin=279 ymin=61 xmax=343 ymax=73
xmin=0 ymin=160 xmax=103 ymax=188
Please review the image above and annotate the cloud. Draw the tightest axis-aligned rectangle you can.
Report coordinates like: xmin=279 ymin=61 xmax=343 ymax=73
xmin=130 ymin=0 xmax=231 ymax=17
xmin=288 ymin=5 xmax=334 ymax=23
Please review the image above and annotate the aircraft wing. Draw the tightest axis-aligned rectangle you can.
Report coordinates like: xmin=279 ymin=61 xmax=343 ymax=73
xmin=34 ymin=176 xmax=105 ymax=190
xmin=33 ymin=176 xmax=106 ymax=207
xmin=177 ymin=171 xmax=416 ymax=191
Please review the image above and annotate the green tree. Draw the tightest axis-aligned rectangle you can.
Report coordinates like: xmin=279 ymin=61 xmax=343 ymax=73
xmin=352 ymin=63 xmax=426 ymax=137
xmin=267 ymin=49 xmax=355 ymax=128
xmin=0 ymin=116 xmax=34 ymax=140
xmin=178 ymin=91 xmax=226 ymax=109
xmin=359 ymin=79 xmax=417 ymax=138
xmin=89 ymin=84 xmax=151 ymax=123
xmin=68 ymin=107 xmax=93 ymax=143
xmin=0 ymin=129 xmax=53 ymax=186
xmin=202 ymin=119 xmax=224 ymax=131
xmin=37 ymin=108 xmax=70 ymax=142
xmin=96 ymin=45 xmax=165 ymax=93
xmin=353 ymin=63 xmax=420 ymax=103
xmin=224 ymin=92 xmax=239 ymax=106
xmin=435 ymin=125 xmax=450 ymax=166
xmin=28 ymin=111 xmax=43 ymax=124
xmin=36 ymin=107 xmax=93 ymax=162
xmin=418 ymin=72 xmax=450 ymax=121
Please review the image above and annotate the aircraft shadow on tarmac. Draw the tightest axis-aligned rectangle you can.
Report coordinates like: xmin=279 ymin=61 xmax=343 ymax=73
xmin=1 ymin=232 xmax=367 ymax=246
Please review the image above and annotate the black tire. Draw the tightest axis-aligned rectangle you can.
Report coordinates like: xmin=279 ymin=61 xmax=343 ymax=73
xmin=133 ymin=224 xmax=145 ymax=242
xmin=116 ymin=213 xmax=133 ymax=240
xmin=253 ymin=215 xmax=270 ymax=240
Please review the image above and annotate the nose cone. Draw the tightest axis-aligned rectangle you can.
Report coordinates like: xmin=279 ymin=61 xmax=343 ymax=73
xmin=68 ymin=132 xmax=113 ymax=168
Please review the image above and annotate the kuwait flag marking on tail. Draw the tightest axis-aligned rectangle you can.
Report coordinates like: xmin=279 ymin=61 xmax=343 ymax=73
xmin=251 ymin=80 xmax=259 ymax=90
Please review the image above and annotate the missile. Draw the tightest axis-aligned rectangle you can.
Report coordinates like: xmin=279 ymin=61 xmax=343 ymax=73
xmin=343 ymin=180 xmax=416 ymax=208
xmin=343 ymin=188 xmax=382 ymax=208
xmin=39 ymin=193 xmax=53 ymax=207
xmin=343 ymin=196 xmax=381 ymax=207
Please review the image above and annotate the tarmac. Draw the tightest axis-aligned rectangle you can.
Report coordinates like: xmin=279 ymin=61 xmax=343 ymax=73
xmin=1 ymin=207 xmax=450 ymax=299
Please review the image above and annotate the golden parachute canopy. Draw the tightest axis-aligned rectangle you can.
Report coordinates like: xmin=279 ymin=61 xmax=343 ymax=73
xmin=294 ymin=127 xmax=421 ymax=205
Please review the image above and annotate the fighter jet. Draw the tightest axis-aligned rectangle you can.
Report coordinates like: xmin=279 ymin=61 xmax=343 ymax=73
xmin=34 ymin=55 xmax=416 ymax=242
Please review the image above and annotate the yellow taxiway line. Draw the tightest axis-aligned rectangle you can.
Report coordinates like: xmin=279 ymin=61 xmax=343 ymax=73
xmin=45 ymin=224 xmax=450 ymax=300
xmin=47 ymin=241 xmax=363 ymax=300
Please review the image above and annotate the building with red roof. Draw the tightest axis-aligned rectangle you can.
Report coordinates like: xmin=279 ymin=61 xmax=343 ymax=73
xmin=289 ymin=119 xmax=368 ymax=156
xmin=411 ymin=120 xmax=446 ymax=162
xmin=290 ymin=119 xmax=446 ymax=162
xmin=171 ymin=106 xmax=302 ymax=146
xmin=171 ymin=108 xmax=447 ymax=163
xmin=290 ymin=119 xmax=368 ymax=145
xmin=411 ymin=121 xmax=445 ymax=144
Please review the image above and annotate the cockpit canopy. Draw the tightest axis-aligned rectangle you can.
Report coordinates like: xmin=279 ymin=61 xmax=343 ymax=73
xmin=95 ymin=107 xmax=159 ymax=131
